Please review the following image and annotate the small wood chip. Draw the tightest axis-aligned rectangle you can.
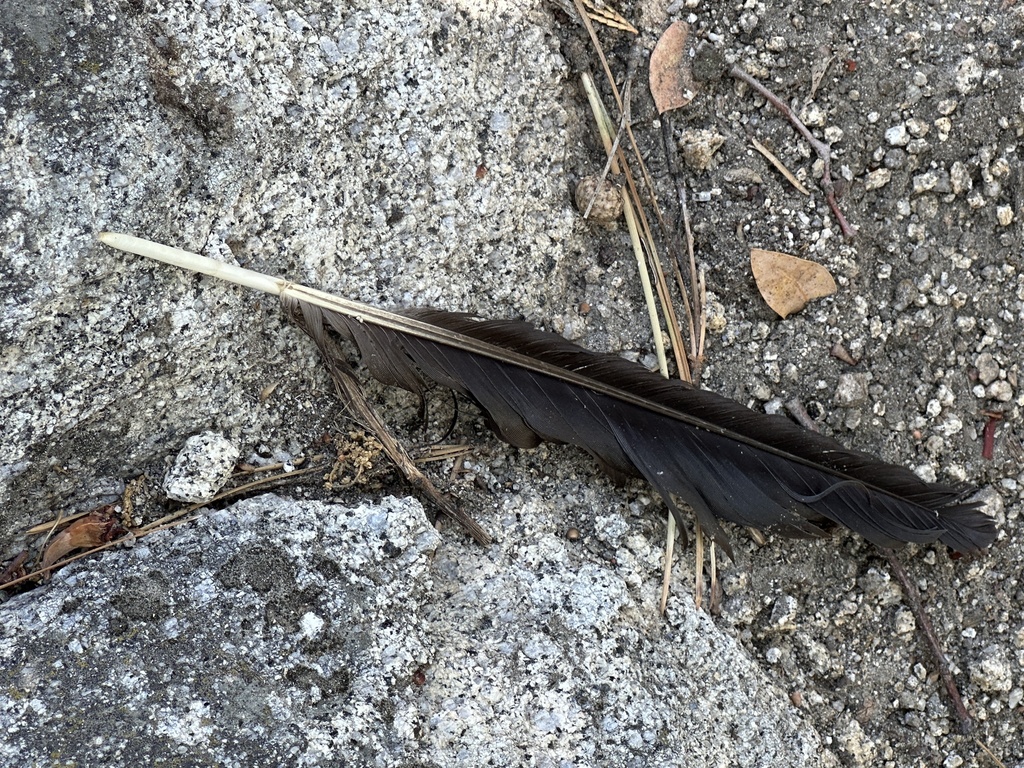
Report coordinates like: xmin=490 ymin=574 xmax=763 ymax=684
xmin=650 ymin=22 xmax=699 ymax=114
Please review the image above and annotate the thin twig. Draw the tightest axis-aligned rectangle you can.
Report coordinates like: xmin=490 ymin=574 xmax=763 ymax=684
xmin=2 ymin=464 xmax=325 ymax=592
xmin=729 ymin=64 xmax=856 ymax=239
xmin=325 ymin=360 xmax=493 ymax=545
xmin=882 ymin=548 xmax=974 ymax=733
xmin=750 ymin=136 xmax=810 ymax=196
xmin=974 ymin=738 xmax=1008 ymax=768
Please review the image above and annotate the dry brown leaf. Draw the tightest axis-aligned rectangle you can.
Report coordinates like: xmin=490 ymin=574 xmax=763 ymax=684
xmin=750 ymin=248 xmax=837 ymax=318
xmin=41 ymin=507 xmax=125 ymax=570
xmin=0 ymin=551 xmax=29 ymax=589
xmin=649 ymin=22 xmax=698 ymax=114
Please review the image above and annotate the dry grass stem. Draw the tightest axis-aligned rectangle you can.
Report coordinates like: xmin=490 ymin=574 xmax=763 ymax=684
xmin=974 ymin=738 xmax=1008 ymax=768
xmin=572 ymin=8 xmax=711 ymax=614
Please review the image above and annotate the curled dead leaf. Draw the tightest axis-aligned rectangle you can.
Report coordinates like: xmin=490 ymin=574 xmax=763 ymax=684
xmin=750 ymin=248 xmax=837 ymax=318
xmin=0 ymin=551 xmax=30 ymax=589
xmin=41 ymin=507 xmax=126 ymax=570
xmin=650 ymin=21 xmax=699 ymax=114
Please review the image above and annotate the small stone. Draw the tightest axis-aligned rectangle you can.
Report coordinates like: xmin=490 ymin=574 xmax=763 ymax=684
xmin=988 ymin=380 xmax=1013 ymax=402
xmin=997 ymin=205 xmax=1014 ymax=226
xmin=749 ymin=377 xmax=773 ymax=401
xmin=163 ymin=432 xmax=240 ymax=503
xmin=955 ymin=57 xmax=983 ymax=93
xmin=769 ymin=594 xmax=798 ymax=629
xmin=970 ymin=645 xmax=1013 ymax=692
xmin=894 ymin=609 xmax=916 ymax=635
xmin=679 ymin=129 xmax=726 ymax=172
xmin=704 ymin=293 xmax=727 ymax=331
xmin=823 ymin=125 xmax=844 ymax=144
xmin=885 ymin=124 xmax=910 ymax=146
xmin=299 ymin=611 xmax=325 ymax=639
xmin=911 ymin=172 xmax=938 ymax=194
xmin=989 ymin=157 xmax=1011 ymax=179
xmin=938 ymin=414 xmax=963 ymax=436
xmin=837 ymin=718 xmax=876 ymax=764
xmin=1009 ymin=688 xmax=1023 ymax=710
xmin=800 ymin=103 xmax=826 ymax=128
xmin=594 ymin=513 xmax=629 ymax=547
xmin=934 ymin=117 xmax=952 ymax=142
xmin=906 ymin=118 xmax=930 ymax=137
xmin=914 ymin=464 xmax=937 ymax=483
xmin=884 ymin=152 xmax=907 ymax=175
xmin=937 ymin=98 xmax=958 ymax=115
xmin=907 ymin=138 xmax=930 ymax=154
xmin=950 ymin=161 xmax=972 ymax=194
xmin=574 ymin=175 xmax=623 ymax=224
xmin=835 ymin=373 xmax=870 ymax=406
xmin=738 ymin=11 xmax=759 ymax=34
xmin=975 ymin=352 xmax=1000 ymax=385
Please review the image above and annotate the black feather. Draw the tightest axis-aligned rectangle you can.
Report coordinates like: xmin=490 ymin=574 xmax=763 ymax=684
xmin=285 ymin=298 xmax=995 ymax=557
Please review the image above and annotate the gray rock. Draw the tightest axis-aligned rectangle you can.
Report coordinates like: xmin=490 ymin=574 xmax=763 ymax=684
xmin=0 ymin=493 xmax=837 ymax=767
xmin=884 ymin=124 xmax=910 ymax=147
xmin=0 ymin=0 xmax=580 ymax=541
xmin=163 ymin=432 xmax=239 ymax=502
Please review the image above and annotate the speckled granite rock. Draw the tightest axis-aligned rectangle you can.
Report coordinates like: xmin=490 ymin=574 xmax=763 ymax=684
xmin=0 ymin=493 xmax=837 ymax=767
xmin=3 ymin=0 xmax=1022 ymax=765
xmin=0 ymin=0 xmax=591 ymax=540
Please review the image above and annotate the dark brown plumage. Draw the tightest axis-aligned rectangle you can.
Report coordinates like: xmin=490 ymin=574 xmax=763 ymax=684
xmin=285 ymin=297 xmax=995 ymax=558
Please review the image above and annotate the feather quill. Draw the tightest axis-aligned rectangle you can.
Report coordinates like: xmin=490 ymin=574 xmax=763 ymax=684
xmin=99 ymin=233 xmax=995 ymax=556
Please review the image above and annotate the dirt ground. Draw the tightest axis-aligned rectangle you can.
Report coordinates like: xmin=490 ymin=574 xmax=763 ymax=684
xmin=559 ymin=0 xmax=1023 ymax=765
